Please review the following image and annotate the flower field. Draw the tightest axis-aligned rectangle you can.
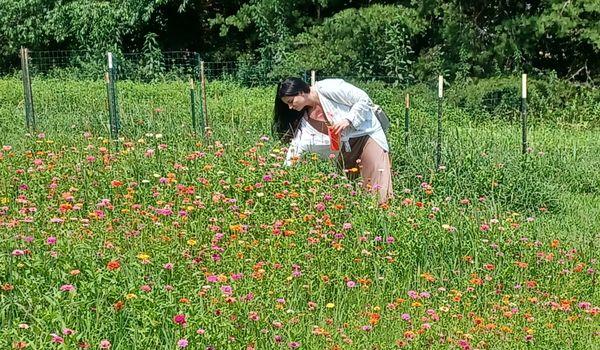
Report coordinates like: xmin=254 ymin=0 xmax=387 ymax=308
xmin=0 ymin=78 xmax=599 ymax=349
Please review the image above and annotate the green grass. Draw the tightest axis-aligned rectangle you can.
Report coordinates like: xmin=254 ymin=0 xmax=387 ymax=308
xmin=0 ymin=77 xmax=598 ymax=349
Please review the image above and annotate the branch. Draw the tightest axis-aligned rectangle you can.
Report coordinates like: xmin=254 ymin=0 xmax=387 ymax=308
xmin=568 ymin=60 xmax=590 ymax=83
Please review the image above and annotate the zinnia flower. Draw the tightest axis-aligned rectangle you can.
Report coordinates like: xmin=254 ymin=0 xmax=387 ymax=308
xmin=106 ymin=260 xmax=120 ymax=271
xmin=62 ymin=328 xmax=76 ymax=335
xmin=220 ymin=285 xmax=233 ymax=295
xmin=173 ymin=314 xmax=186 ymax=326
xmin=248 ymin=311 xmax=259 ymax=321
xmin=11 ymin=249 xmax=25 ymax=256
xmin=50 ymin=334 xmax=64 ymax=343
xmin=60 ymin=284 xmax=76 ymax=292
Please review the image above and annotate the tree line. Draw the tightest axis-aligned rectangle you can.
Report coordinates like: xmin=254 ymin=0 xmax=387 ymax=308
xmin=1 ymin=0 xmax=598 ymax=85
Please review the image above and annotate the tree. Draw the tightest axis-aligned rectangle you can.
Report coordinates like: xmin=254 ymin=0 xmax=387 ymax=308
xmin=274 ymin=4 xmax=425 ymax=85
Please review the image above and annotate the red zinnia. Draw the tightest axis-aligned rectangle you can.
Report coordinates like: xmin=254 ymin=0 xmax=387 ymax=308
xmin=107 ymin=260 xmax=120 ymax=271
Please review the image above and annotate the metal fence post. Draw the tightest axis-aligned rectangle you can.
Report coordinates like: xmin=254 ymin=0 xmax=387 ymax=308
xmin=194 ymin=53 xmax=205 ymax=134
xmin=404 ymin=93 xmax=410 ymax=147
xmin=200 ymin=60 xmax=208 ymax=133
xmin=190 ymin=78 xmax=197 ymax=132
xmin=521 ymin=73 xmax=528 ymax=154
xmin=436 ymin=75 xmax=443 ymax=170
xmin=106 ymin=52 xmax=120 ymax=140
xmin=20 ymin=47 xmax=35 ymax=131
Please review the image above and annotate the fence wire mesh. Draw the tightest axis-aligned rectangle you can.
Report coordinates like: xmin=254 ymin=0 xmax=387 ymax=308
xmin=11 ymin=49 xmax=537 ymax=167
xmin=28 ymin=50 xmax=107 ymax=134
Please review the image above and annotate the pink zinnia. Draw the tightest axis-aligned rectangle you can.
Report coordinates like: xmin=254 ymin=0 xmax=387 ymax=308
xmin=314 ymin=202 xmax=325 ymax=212
xmin=248 ymin=311 xmax=260 ymax=321
xmin=346 ymin=281 xmax=356 ymax=288
xmin=173 ymin=314 xmax=186 ymax=326
xmin=62 ymin=328 xmax=76 ymax=335
xmin=206 ymin=275 xmax=218 ymax=283
xmin=578 ymin=302 xmax=591 ymax=310
xmin=99 ymin=340 xmax=111 ymax=349
xmin=12 ymin=249 xmax=25 ymax=256
xmin=177 ymin=339 xmax=188 ymax=348
xmin=156 ymin=207 xmax=173 ymax=216
xmin=50 ymin=333 xmax=64 ymax=343
xmin=288 ymin=342 xmax=301 ymax=349
xmin=220 ymin=285 xmax=233 ymax=295
xmin=60 ymin=284 xmax=76 ymax=292
xmin=457 ymin=339 xmax=470 ymax=350
xmin=407 ymin=290 xmax=419 ymax=299
xmin=46 ymin=236 xmax=57 ymax=245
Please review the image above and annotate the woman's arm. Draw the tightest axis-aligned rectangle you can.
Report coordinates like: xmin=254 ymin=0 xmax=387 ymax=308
xmin=319 ymin=80 xmax=373 ymax=129
xmin=283 ymin=133 xmax=306 ymax=166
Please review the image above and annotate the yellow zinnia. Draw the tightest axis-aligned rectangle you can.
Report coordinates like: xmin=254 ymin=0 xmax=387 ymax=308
xmin=137 ymin=253 xmax=150 ymax=261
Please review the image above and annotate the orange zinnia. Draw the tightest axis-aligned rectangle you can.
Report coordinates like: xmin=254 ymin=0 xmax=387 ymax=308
xmin=420 ymin=272 xmax=436 ymax=282
xmin=483 ymin=263 xmax=495 ymax=271
xmin=107 ymin=260 xmax=120 ymax=271
xmin=368 ymin=313 xmax=380 ymax=325
xmin=113 ymin=300 xmax=124 ymax=311
xmin=514 ymin=261 xmax=528 ymax=269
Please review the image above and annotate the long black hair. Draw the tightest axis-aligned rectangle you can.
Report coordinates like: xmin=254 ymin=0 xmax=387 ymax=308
xmin=272 ymin=77 xmax=311 ymax=143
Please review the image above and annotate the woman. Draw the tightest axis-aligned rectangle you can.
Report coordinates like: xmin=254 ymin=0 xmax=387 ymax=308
xmin=273 ymin=77 xmax=393 ymax=203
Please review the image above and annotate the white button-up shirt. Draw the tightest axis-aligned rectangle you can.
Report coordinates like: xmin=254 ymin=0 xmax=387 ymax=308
xmin=285 ymin=79 xmax=389 ymax=165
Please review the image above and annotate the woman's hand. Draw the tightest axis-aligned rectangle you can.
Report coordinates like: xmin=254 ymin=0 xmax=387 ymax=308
xmin=330 ymin=119 xmax=351 ymax=134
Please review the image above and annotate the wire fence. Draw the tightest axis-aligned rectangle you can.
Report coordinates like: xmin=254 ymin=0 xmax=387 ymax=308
xmin=7 ymin=48 xmax=535 ymax=168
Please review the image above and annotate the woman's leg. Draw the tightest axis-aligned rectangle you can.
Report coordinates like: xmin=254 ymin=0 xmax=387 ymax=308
xmin=358 ymin=138 xmax=393 ymax=204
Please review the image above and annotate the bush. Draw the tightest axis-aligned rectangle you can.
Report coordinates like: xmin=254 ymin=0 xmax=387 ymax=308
xmin=446 ymin=76 xmax=600 ymax=126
